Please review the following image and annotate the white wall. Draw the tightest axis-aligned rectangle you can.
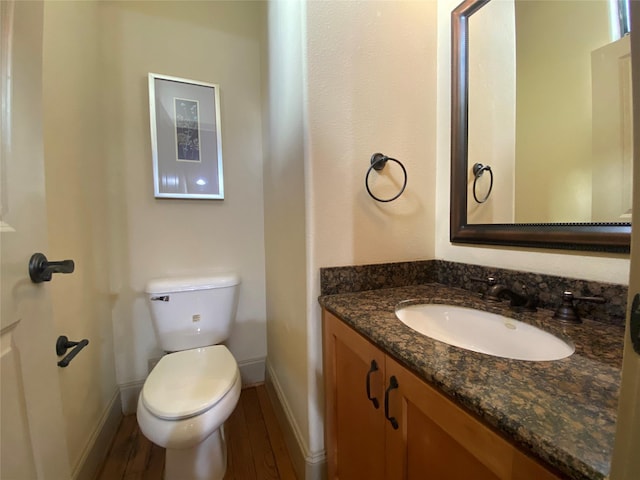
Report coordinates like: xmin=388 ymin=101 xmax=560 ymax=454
xmin=98 ymin=1 xmax=267 ymax=400
xmin=42 ymin=2 xmax=118 ymax=475
xmin=435 ymin=0 xmax=630 ymax=284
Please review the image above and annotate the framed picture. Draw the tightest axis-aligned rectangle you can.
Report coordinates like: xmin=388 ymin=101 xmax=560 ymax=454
xmin=148 ymin=73 xmax=224 ymax=199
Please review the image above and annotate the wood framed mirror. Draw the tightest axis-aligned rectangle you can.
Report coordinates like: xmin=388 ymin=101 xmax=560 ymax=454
xmin=450 ymin=0 xmax=631 ymax=253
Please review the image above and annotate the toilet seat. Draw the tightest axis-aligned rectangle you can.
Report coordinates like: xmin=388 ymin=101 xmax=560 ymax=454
xmin=142 ymin=345 xmax=238 ymax=420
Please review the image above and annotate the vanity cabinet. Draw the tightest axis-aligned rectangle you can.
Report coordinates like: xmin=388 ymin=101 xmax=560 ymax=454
xmin=323 ymin=310 xmax=561 ymax=480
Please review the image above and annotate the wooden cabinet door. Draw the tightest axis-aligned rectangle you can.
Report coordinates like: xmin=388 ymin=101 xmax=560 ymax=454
xmin=323 ymin=311 xmax=386 ymax=480
xmin=384 ymin=356 xmax=506 ymax=479
xmin=384 ymin=356 xmax=559 ymax=480
xmin=323 ymin=312 xmax=561 ymax=480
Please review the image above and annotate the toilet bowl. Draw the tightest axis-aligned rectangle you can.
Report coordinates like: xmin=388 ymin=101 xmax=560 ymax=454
xmin=137 ymin=346 xmax=241 ymax=480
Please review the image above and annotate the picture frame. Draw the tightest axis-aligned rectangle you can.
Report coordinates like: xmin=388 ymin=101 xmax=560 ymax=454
xmin=148 ymin=73 xmax=224 ymax=199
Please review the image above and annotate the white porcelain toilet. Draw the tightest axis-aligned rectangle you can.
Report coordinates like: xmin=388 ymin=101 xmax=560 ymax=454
xmin=137 ymin=274 xmax=241 ymax=480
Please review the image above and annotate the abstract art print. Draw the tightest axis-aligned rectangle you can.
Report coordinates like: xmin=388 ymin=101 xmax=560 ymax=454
xmin=148 ymin=73 xmax=224 ymax=199
xmin=174 ymin=98 xmax=201 ymax=162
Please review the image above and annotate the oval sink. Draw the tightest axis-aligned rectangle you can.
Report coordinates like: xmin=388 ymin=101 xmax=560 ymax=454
xmin=395 ymin=304 xmax=574 ymax=361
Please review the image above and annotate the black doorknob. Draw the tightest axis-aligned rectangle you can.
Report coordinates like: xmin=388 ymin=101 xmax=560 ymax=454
xmin=28 ymin=253 xmax=75 ymax=283
xmin=55 ymin=336 xmax=89 ymax=367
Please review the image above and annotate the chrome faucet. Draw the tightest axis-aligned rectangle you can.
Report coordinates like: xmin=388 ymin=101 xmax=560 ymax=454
xmin=472 ymin=276 xmax=538 ymax=311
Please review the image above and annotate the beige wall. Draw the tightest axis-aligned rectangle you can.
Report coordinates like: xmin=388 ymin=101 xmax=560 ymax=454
xmin=436 ymin=0 xmax=630 ymax=284
xmin=306 ymin=1 xmax=437 ymax=271
xmin=514 ymin=0 xmax=610 ymax=223
xmin=42 ymin=2 xmax=117 ymax=475
xmin=305 ymin=0 xmax=438 ymax=466
xmin=264 ymin=0 xmax=310 ymax=472
xmin=265 ymin=1 xmax=438 ymax=474
xmin=467 ymin=0 xmax=516 ymax=224
xmin=98 ymin=1 xmax=267 ymax=394
xmin=466 ymin=0 xmax=613 ymax=224
xmin=41 ymin=0 xmax=267 ymax=472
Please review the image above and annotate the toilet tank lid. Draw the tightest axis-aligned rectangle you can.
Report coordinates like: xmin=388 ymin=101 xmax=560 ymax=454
xmin=145 ymin=274 xmax=240 ymax=294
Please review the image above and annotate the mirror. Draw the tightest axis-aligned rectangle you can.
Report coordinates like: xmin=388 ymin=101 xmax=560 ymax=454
xmin=450 ymin=0 xmax=631 ymax=253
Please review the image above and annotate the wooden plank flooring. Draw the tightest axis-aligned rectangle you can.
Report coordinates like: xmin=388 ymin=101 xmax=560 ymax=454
xmin=97 ymin=385 xmax=296 ymax=480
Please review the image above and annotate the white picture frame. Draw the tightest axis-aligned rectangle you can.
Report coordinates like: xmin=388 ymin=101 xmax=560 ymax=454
xmin=148 ymin=73 xmax=224 ymax=199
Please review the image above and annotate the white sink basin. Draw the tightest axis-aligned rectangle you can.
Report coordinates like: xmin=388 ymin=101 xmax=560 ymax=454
xmin=395 ymin=304 xmax=574 ymax=361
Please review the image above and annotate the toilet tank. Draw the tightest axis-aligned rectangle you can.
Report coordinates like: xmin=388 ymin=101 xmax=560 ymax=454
xmin=145 ymin=274 xmax=240 ymax=352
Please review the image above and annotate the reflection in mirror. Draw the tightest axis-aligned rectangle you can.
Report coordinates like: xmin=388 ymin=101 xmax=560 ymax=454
xmin=450 ymin=0 xmax=631 ymax=252
xmin=468 ymin=0 xmax=632 ymax=224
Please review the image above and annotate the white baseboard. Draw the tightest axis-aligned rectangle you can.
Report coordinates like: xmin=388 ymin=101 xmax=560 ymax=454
xmin=238 ymin=356 xmax=266 ymax=387
xmin=265 ymin=361 xmax=326 ymax=480
xmin=73 ymin=388 xmax=122 ymax=480
xmin=119 ymin=380 xmax=144 ymax=415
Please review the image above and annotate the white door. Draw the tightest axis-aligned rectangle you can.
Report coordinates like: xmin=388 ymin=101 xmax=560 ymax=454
xmin=591 ymin=35 xmax=633 ymax=222
xmin=610 ymin=120 xmax=640 ymax=476
xmin=610 ymin=1 xmax=640 ymax=477
xmin=0 ymin=1 xmax=71 ymax=478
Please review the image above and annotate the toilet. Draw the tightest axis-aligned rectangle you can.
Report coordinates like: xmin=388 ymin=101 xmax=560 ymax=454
xmin=137 ymin=274 xmax=241 ymax=480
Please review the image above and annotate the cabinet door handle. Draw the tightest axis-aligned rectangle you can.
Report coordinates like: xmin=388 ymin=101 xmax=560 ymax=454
xmin=365 ymin=359 xmax=380 ymax=409
xmin=384 ymin=375 xmax=399 ymax=429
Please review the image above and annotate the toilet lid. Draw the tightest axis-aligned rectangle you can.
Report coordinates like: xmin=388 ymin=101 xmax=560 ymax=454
xmin=142 ymin=345 xmax=238 ymax=420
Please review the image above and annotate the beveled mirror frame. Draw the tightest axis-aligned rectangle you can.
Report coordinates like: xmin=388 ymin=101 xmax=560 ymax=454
xmin=450 ymin=0 xmax=631 ymax=253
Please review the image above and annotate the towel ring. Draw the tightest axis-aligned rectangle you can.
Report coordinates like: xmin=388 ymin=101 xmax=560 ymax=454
xmin=472 ymin=163 xmax=493 ymax=204
xmin=366 ymin=153 xmax=407 ymax=203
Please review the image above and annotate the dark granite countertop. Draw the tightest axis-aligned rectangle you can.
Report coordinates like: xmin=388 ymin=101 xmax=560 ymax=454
xmin=319 ymin=283 xmax=624 ymax=480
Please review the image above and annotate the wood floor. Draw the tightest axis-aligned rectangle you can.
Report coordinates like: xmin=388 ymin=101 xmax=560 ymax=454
xmin=97 ymin=385 xmax=296 ymax=480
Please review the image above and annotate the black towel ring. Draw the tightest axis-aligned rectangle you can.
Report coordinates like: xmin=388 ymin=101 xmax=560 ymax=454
xmin=472 ymin=163 xmax=493 ymax=204
xmin=365 ymin=153 xmax=408 ymax=203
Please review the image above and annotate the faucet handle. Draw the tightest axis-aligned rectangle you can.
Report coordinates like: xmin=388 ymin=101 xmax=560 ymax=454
xmin=572 ymin=292 xmax=606 ymax=304
xmin=470 ymin=276 xmax=497 ymax=286
xmin=469 ymin=276 xmax=498 ymax=300
xmin=553 ymin=291 xmax=606 ymax=323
